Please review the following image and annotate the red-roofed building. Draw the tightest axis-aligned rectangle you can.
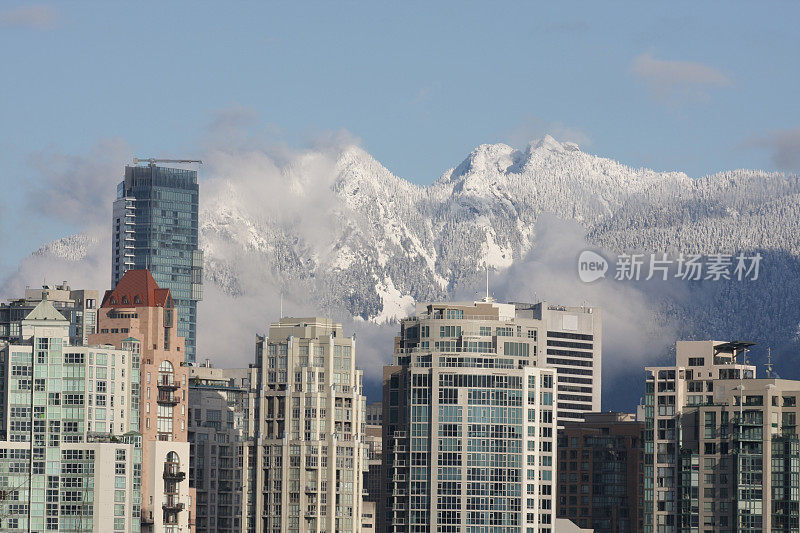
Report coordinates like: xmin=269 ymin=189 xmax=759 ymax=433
xmin=101 ymin=268 xmax=173 ymax=309
xmin=90 ymin=269 xmax=193 ymax=533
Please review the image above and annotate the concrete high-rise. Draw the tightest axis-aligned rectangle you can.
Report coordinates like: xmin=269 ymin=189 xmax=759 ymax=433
xmin=245 ymin=317 xmax=368 ymax=533
xmin=0 ymin=300 xmax=142 ymax=533
xmin=112 ymin=161 xmax=202 ymax=363
xmin=90 ymin=269 xmax=192 ymax=533
xmin=188 ymin=363 xmax=251 ymax=533
xmin=640 ymin=340 xmax=800 ymax=533
xmin=0 ymin=282 xmax=99 ymax=346
xmin=382 ymin=299 xmax=561 ymax=533
xmin=556 ymin=412 xmax=645 ymax=532
xmin=389 ymin=300 xmax=601 ymax=423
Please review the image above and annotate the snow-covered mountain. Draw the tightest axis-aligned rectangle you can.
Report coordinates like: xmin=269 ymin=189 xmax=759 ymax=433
xmin=7 ymin=136 xmax=800 ymax=400
xmin=199 ymin=137 xmax=697 ymax=317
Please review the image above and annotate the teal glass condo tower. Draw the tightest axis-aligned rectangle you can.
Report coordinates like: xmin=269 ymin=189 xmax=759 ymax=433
xmin=112 ymin=161 xmax=202 ymax=363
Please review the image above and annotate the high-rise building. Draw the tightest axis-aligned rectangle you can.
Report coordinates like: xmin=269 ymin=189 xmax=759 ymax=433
xmin=246 ymin=317 xmax=368 ymax=533
xmin=363 ymin=421 xmax=382 ymax=510
xmin=513 ymin=302 xmax=602 ymax=421
xmin=363 ymin=400 xmax=384 ymax=507
xmin=556 ymin=412 xmax=645 ymax=532
xmin=382 ymin=299 xmax=560 ymax=533
xmin=0 ymin=282 xmax=98 ymax=346
xmin=0 ymin=300 xmax=142 ymax=533
xmin=112 ymin=161 xmax=202 ymax=363
xmin=365 ymin=401 xmax=382 ymax=426
xmin=90 ymin=269 xmax=192 ymax=533
xmin=188 ymin=363 xmax=251 ymax=533
xmin=642 ymin=340 xmax=776 ymax=533
xmin=389 ymin=300 xmax=601 ymax=422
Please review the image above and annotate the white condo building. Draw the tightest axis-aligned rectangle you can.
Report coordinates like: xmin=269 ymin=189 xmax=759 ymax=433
xmin=245 ymin=318 xmax=368 ymax=533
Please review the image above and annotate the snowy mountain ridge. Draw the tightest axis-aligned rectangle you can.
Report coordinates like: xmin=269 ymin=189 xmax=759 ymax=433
xmin=14 ymin=136 xmax=800 ymax=375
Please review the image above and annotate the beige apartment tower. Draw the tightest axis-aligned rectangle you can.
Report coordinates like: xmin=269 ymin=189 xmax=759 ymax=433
xmin=643 ymin=340 xmax=800 ymax=533
xmin=188 ymin=363 xmax=251 ymax=533
xmin=89 ymin=269 xmax=192 ymax=533
xmin=246 ymin=318 xmax=368 ymax=533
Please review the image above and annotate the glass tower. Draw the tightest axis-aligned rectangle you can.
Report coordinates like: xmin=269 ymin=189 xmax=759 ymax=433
xmin=112 ymin=162 xmax=202 ymax=363
xmin=382 ymin=300 xmax=558 ymax=533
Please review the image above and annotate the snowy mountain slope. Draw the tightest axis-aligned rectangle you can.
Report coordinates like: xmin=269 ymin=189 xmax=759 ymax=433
xmin=9 ymin=136 xmax=800 ymax=380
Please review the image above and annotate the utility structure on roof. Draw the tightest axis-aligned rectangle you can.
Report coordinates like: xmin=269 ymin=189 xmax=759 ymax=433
xmin=133 ymin=158 xmax=203 ymax=166
xmin=112 ymin=158 xmax=203 ymax=364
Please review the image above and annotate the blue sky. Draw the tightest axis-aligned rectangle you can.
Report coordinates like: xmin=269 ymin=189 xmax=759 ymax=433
xmin=1 ymin=1 xmax=799 ymax=278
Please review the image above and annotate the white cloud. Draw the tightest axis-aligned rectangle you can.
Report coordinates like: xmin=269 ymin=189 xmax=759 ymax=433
xmin=630 ymin=52 xmax=731 ymax=104
xmin=489 ymin=214 xmax=681 ymax=376
xmin=744 ymin=127 xmax=800 ymax=172
xmin=0 ymin=4 xmax=60 ymax=30
xmin=26 ymin=138 xmax=130 ymax=227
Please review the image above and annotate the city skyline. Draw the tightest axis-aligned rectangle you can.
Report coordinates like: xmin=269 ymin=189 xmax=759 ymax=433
xmin=2 ymin=2 xmax=798 ymax=532
xmin=0 ymin=271 xmax=791 ymax=533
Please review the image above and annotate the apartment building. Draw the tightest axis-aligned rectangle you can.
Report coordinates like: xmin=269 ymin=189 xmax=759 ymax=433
xmin=390 ymin=300 xmax=600 ymax=422
xmin=0 ymin=282 xmax=98 ymax=346
xmin=676 ymin=377 xmax=800 ymax=532
xmin=366 ymin=401 xmax=382 ymax=426
xmin=643 ymin=340 xmax=763 ymax=533
xmin=363 ymin=424 xmax=382 ymax=508
xmin=246 ymin=317 xmax=368 ymax=533
xmin=0 ymin=300 xmax=142 ymax=532
xmin=382 ymin=300 xmax=560 ymax=533
xmin=89 ymin=269 xmax=191 ymax=533
xmin=188 ymin=363 xmax=251 ymax=533
xmin=556 ymin=412 xmax=644 ymax=532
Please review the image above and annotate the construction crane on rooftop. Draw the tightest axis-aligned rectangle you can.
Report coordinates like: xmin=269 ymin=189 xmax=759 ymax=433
xmin=133 ymin=157 xmax=203 ymax=166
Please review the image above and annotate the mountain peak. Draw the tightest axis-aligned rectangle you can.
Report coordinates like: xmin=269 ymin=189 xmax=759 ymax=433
xmin=444 ymin=143 xmax=518 ymax=183
xmin=528 ymin=134 xmax=581 ymax=154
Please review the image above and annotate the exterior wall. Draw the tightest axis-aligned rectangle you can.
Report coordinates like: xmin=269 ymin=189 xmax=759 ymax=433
xmin=361 ymin=500 xmax=376 ymax=531
xmin=382 ymin=362 xmax=557 ymax=533
xmin=674 ymin=379 xmax=800 ymax=532
xmin=643 ymin=340 xmax=758 ymax=533
xmin=0 ymin=303 xmax=141 ymax=533
xmin=515 ymin=302 xmax=602 ymax=421
xmin=0 ymin=283 xmax=99 ymax=346
xmin=365 ymin=402 xmax=382 ymax=425
xmin=188 ymin=365 xmax=251 ymax=533
xmin=380 ymin=299 xmax=592 ymax=533
xmin=363 ymin=425 xmax=382 ymax=506
xmin=394 ymin=300 xmax=600 ymax=423
xmin=247 ymin=317 xmax=367 ymax=533
xmin=90 ymin=283 xmax=192 ymax=533
xmin=556 ymin=412 xmax=644 ymax=532
xmin=141 ymin=440 xmax=192 ymax=531
xmin=112 ymin=163 xmax=202 ymax=363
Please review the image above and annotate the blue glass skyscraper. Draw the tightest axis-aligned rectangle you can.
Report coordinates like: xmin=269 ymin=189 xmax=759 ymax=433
xmin=112 ymin=161 xmax=203 ymax=363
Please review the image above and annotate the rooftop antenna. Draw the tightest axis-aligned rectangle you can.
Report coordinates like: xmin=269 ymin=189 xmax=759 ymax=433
xmin=765 ymin=347 xmax=776 ymax=378
xmin=280 ymin=291 xmax=283 ymax=318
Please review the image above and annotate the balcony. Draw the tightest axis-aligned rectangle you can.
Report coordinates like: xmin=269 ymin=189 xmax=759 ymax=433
xmin=163 ymin=464 xmax=186 ymax=482
xmin=162 ymin=495 xmax=185 ymax=512
xmin=158 ymin=377 xmax=180 ymax=390
xmin=157 ymin=390 xmax=180 ymax=405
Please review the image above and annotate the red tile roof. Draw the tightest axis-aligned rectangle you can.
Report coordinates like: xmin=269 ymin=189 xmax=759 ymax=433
xmin=101 ymin=270 xmax=173 ymax=308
